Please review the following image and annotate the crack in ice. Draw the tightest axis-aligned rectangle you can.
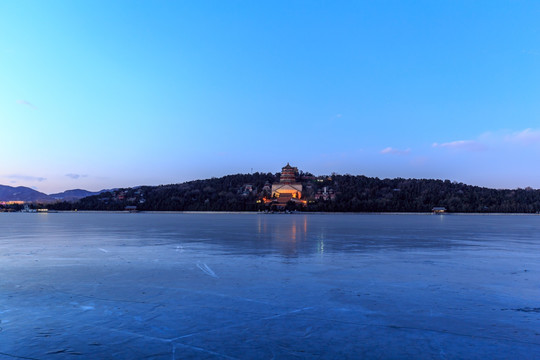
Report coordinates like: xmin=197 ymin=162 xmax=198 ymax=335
xmin=171 ymin=342 xmax=239 ymax=360
xmin=196 ymin=262 xmax=218 ymax=278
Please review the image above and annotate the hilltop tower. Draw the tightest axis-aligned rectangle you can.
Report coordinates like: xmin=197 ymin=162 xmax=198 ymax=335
xmin=271 ymin=163 xmax=303 ymax=199
xmin=279 ymin=163 xmax=297 ymax=184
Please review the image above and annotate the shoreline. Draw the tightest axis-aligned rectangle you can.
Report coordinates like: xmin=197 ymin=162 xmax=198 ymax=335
xmin=8 ymin=210 xmax=540 ymax=216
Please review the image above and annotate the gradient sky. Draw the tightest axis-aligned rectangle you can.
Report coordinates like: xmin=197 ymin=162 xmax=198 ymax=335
xmin=1 ymin=1 xmax=539 ymax=193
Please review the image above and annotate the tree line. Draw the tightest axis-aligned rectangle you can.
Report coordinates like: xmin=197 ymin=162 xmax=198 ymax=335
xmin=45 ymin=173 xmax=540 ymax=213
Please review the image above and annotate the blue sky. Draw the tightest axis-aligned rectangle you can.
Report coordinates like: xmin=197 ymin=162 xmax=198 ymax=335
xmin=1 ymin=1 xmax=539 ymax=193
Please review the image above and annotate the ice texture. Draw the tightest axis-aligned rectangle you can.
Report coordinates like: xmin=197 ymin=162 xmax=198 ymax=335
xmin=0 ymin=213 xmax=539 ymax=359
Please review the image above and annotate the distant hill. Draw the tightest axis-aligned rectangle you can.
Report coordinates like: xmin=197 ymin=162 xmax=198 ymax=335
xmin=0 ymin=185 xmax=111 ymax=203
xmin=49 ymin=189 xmax=105 ymax=202
xmin=0 ymin=185 xmax=54 ymax=203
xmin=7 ymin=171 xmax=540 ymax=212
xmin=46 ymin=172 xmax=540 ymax=213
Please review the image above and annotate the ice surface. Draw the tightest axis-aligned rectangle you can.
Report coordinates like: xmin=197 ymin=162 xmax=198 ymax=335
xmin=0 ymin=213 xmax=539 ymax=359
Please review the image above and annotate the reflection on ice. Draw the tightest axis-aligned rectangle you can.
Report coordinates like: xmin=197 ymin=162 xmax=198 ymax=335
xmin=1 ymin=213 xmax=540 ymax=359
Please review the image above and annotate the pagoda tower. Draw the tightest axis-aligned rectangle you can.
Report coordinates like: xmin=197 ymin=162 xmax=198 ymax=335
xmin=279 ymin=163 xmax=297 ymax=184
xmin=271 ymin=163 xmax=303 ymax=199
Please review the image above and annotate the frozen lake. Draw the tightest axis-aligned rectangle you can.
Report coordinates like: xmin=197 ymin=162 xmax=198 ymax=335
xmin=1 ymin=213 xmax=539 ymax=359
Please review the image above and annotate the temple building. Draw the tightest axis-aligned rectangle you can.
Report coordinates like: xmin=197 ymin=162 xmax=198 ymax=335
xmin=262 ymin=163 xmax=305 ymax=208
xmin=272 ymin=163 xmax=303 ymax=199
xmin=260 ymin=163 xmax=307 ymax=208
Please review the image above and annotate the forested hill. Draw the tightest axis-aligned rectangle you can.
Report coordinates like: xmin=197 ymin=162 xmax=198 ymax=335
xmin=48 ymin=173 xmax=540 ymax=213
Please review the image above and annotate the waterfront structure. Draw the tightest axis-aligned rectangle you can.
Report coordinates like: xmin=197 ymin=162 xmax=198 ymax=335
xmin=432 ymin=206 xmax=447 ymax=214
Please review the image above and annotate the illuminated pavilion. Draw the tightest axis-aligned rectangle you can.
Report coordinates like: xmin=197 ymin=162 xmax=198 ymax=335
xmin=268 ymin=163 xmax=306 ymax=207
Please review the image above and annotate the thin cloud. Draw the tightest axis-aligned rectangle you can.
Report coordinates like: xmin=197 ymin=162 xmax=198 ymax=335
xmin=16 ymin=100 xmax=36 ymax=109
xmin=504 ymin=128 xmax=540 ymax=144
xmin=5 ymin=174 xmax=46 ymax=182
xmin=380 ymin=147 xmax=411 ymax=155
xmin=432 ymin=140 xmax=485 ymax=151
xmin=65 ymin=173 xmax=88 ymax=180
xmin=433 ymin=128 xmax=540 ymax=153
xmin=330 ymin=114 xmax=343 ymax=121
xmin=522 ymin=50 xmax=540 ymax=56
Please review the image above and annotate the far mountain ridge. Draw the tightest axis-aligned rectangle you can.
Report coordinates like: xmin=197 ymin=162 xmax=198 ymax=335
xmin=0 ymin=185 xmax=111 ymax=202
xmin=0 ymin=185 xmax=54 ymax=202
xmin=49 ymin=189 xmax=109 ymax=201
